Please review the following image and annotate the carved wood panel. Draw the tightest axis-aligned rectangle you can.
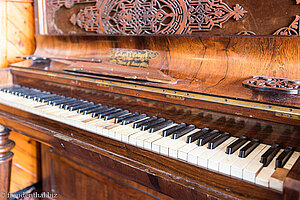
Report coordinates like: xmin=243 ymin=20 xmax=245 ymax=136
xmin=38 ymin=0 xmax=300 ymax=36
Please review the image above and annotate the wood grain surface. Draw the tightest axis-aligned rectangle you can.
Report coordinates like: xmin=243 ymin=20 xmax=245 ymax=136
xmin=9 ymin=131 xmax=40 ymax=193
xmin=0 ymin=1 xmax=35 ymax=68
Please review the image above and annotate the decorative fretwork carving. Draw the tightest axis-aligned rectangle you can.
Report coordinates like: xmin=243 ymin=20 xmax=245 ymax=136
xmin=242 ymin=76 xmax=300 ymax=94
xmin=99 ymin=0 xmax=247 ymax=34
xmin=237 ymin=31 xmax=256 ymax=35
xmin=273 ymin=15 xmax=299 ymax=35
xmin=47 ymin=0 xmax=97 ymax=34
xmin=53 ymin=0 xmax=248 ymax=35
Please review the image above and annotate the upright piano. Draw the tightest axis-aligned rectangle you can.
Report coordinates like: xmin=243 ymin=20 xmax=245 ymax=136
xmin=0 ymin=0 xmax=299 ymax=199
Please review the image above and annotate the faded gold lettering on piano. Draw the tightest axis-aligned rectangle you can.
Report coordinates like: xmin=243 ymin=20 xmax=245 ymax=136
xmin=109 ymin=49 xmax=158 ymax=68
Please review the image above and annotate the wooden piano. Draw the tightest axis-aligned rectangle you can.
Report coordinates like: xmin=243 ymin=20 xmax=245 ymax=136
xmin=0 ymin=0 xmax=299 ymax=199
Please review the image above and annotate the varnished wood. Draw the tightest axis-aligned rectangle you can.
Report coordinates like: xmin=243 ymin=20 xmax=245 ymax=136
xmin=10 ymin=35 xmax=300 ymax=126
xmin=0 ymin=126 xmax=15 ymax=200
xmin=9 ymin=131 xmax=40 ymax=193
xmin=6 ymin=77 xmax=300 ymax=152
xmin=42 ymin=145 xmax=174 ymax=200
xmin=0 ymin=96 xmax=286 ymax=200
xmin=38 ymin=0 xmax=300 ymax=36
xmin=284 ymin=158 xmax=300 ymax=200
xmin=0 ymin=1 xmax=35 ymax=68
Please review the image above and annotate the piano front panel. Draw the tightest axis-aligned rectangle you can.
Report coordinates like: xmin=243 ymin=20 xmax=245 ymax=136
xmin=41 ymin=145 xmax=173 ymax=200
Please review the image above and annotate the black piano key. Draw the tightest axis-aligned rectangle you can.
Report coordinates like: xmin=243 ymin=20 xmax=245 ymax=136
xmin=84 ymin=106 xmax=108 ymax=115
xmin=42 ymin=96 xmax=65 ymax=103
xmin=34 ymin=93 xmax=56 ymax=101
xmin=115 ymin=112 xmax=139 ymax=124
xmin=98 ymin=108 xmax=122 ymax=119
xmin=51 ymin=98 xmax=76 ymax=106
xmin=24 ymin=92 xmax=42 ymax=99
xmin=28 ymin=92 xmax=50 ymax=100
xmin=260 ymin=144 xmax=281 ymax=167
xmin=239 ymin=139 xmax=260 ymax=158
xmin=172 ymin=125 xmax=196 ymax=139
xmin=162 ymin=123 xmax=186 ymax=137
xmin=92 ymin=107 xmax=115 ymax=118
xmin=122 ymin=114 xmax=147 ymax=125
xmin=59 ymin=99 xmax=79 ymax=109
xmin=104 ymin=110 xmax=129 ymax=121
xmin=77 ymin=104 xmax=102 ymax=113
xmin=186 ymin=128 xmax=210 ymax=143
xmin=208 ymin=132 xmax=231 ymax=149
xmin=141 ymin=118 xmax=166 ymax=131
xmin=276 ymin=146 xmax=294 ymax=168
xmin=69 ymin=102 xmax=94 ymax=111
xmin=64 ymin=100 xmax=87 ymax=110
xmin=226 ymin=136 xmax=248 ymax=155
xmin=133 ymin=116 xmax=158 ymax=129
xmin=197 ymin=130 xmax=220 ymax=146
xmin=149 ymin=120 xmax=174 ymax=133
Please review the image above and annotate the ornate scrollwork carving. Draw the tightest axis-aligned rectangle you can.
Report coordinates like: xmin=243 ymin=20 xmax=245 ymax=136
xmin=242 ymin=76 xmax=300 ymax=94
xmin=50 ymin=0 xmax=248 ymax=35
xmin=273 ymin=15 xmax=299 ymax=35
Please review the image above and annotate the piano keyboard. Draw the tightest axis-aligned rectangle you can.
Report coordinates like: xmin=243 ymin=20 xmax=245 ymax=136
xmin=0 ymin=85 xmax=299 ymax=192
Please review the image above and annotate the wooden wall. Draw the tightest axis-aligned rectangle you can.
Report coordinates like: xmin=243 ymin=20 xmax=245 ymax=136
xmin=10 ymin=132 xmax=40 ymax=193
xmin=0 ymin=0 xmax=35 ymax=68
xmin=0 ymin=0 xmax=37 ymax=193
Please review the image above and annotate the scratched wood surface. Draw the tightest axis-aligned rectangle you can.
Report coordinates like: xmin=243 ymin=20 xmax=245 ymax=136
xmin=0 ymin=1 xmax=35 ymax=68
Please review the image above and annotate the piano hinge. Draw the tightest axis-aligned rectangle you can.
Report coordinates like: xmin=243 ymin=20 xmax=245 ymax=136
xmin=166 ymin=94 xmax=185 ymax=100
xmin=275 ymin=112 xmax=300 ymax=120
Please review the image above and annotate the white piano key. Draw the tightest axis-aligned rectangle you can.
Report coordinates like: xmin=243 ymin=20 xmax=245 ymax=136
xmin=243 ymin=145 xmax=271 ymax=183
xmin=198 ymin=137 xmax=236 ymax=168
xmin=256 ymin=149 xmax=283 ymax=187
xmin=187 ymin=144 xmax=209 ymax=165
xmin=144 ymin=134 xmax=163 ymax=151
xmin=129 ymin=124 xmax=177 ymax=147
xmin=283 ymin=151 xmax=300 ymax=170
xmin=218 ymin=140 xmax=249 ymax=175
xmin=168 ymin=129 xmax=201 ymax=159
xmin=231 ymin=144 xmax=267 ymax=179
xmin=269 ymin=152 xmax=300 ymax=192
xmin=178 ymin=142 xmax=198 ymax=161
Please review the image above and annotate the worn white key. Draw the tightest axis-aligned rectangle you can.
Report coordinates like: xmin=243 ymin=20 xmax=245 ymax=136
xmin=198 ymin=137 xmax=236 ymax=168
xmin=256 ymin=149 xmax=283 ymax=187
xmin=187 ymin=144 xmax=209 ymax=165
xmin=168 ymin=129 xmax=201 ymax=158
xmin=178 ymin=142 xmax=198 ymax=161
xmin=207 ymin=137 xmax=240 ymax=171
xmin=231 ymin=144 xmax=267 ymax=179
xmin=269 ymin=152 xmax=300 ymax=192
xmin=143 ymin=134 xmax=163 ymax=151
xmin=218 ymin=140 xmax=250 ymax=175
xmin=243 ymin=145 xmax=271 ymax=183
xmin=130 ymin=124 xmax=177 ymax=147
